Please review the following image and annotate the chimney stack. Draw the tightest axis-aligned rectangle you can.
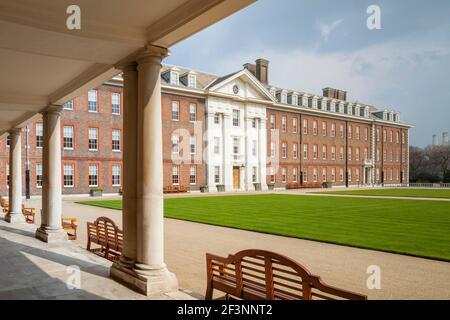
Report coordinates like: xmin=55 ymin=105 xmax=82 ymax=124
xmin=432 ymin=135 xmax=438 ymax=146
xmin=443 ymin=132 xmax=449 ymax=146
xmin=243 ymin=63 xmax=256 ymax=77
xmin=323 ymin=87 xmax=347 ymax=101
xmin=255 ymin=59 xmax=269 ymax=85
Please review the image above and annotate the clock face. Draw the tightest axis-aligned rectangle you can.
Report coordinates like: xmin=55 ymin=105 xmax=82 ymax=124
xmin=233 ymin=85 xmax=240 ymax=95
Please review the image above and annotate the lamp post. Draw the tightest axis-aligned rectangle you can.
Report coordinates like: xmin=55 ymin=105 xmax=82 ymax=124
xmin=25 ymin=126 xmax=30 ymax=200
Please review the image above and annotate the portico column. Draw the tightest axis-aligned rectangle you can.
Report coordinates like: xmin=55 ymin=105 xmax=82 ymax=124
xmin=36 ymin=106 xmax=68 ymax=243
xmin=111 ymin=45 xmax=178 ymax=296
xmin=5 ymin=129 xmax=25 ymax=223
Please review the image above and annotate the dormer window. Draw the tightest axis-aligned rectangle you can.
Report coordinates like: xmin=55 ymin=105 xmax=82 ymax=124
xmin=170 ymin=70 xmax=179 ymax=85
xmin=312 ymin=98 xmax=318 ymax=109
xmin=188 ymin=74 xmax=196 ymax=88
xmin=270 ymin=88 xmax=276 ymax=98
xmin=339 ymin=103 xmax=345 ymax=113
xmin=281 ymin=92 xmax=287 ymax=104
xmin=364 ymin=107 xmax=370 ymax=117
xmin=355 ymin=106 xmax=360 ymax=116
xmin=292 ymin=95 xmax=298 ymax=106
xmin=302 ymin=96 xmax=308 ymax=107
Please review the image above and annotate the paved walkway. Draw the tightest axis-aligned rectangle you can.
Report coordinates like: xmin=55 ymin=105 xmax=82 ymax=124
xmin=0 ymin=214 xmax=195 ymax=300
xmin=4 ymin=195 xmax=450 ymax=300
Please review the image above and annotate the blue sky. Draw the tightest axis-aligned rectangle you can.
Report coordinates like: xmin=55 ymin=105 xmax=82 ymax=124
xmin=166 ymin=0 xmax=450 ymax=147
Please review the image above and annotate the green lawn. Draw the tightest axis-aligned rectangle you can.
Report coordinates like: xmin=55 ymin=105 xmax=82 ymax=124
xmin=78 ymin=194 xmax=450 ymax=261
xmin=314 ymin=188 xmax=450 ymax=199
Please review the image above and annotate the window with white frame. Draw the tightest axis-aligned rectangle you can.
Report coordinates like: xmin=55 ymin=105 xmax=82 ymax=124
xmin=189 ymin=166 xmax=197 ymax=185
xmin=112 ymin=164 xmax=121 ymax=186
xmin=282 ymin=116 xmax=287 ymax=132
xmin=348 ymin=169 xmax=352 ymax=182
xmin=376 ymin=149 xmax=380 ymax=161
xmin=293 ymin=143 xmax=298 ymax=159
xmin=313 ymin=168 xmax=317 ymax=182
xmin=356 ymin=148 xmax=360 ymax=161
xmin=364 ymin=148 xmax=368 ymax=160
xmin=282 ymin=143 xmax=287 ymax=159
xmin=313 ymin=121 xmax=318 ymax=135
xmin=63 ymin=164 xmax=74 ymax=187
xmin=383 ymin=129 xmax=387 ymax=142
xmin=214 ymin=137 xmax=220 ymax=154
xmin=252 ymin=118 xmax=257 ymax=129
xmin=376 ymin=129 xmax=380 ymax=142
xmin=348 ymin=126 xmax=353 ymax=139
xmin=331 ymin=123 xmax=336 ymax=137
xmin=322 ymin=168 xmax=327 ymax=182
xmin=6 ymin=135 xmax=10 ymax=147
xmin=36 ymin=163 xmax=43 ymax=188
xmin=269 ymin=167 xmax=275 ymax=183
xmin=270 ymin=115 xmax=275 ymax=130
xmin=270 ymin=142 xmax=275 ymax=158
xmin=111 ymin=93 xmax=121 ymax=115
xmin=88 ymin=90 xmax=98 ymax=112
xmin=172 ymin=135 xmax=179 ymax=154
xmin=356 ymin=168 xmax=360 ymax=182
xmin=172 ymin=101 xmax=179 ymax=121
xmin=214 ymin=113 xmax=220 ymax=124
xmin=313 ymin=145 xmax=318 ymax=160
xmin=303 ymin=168 xmax=308 ymax=183
xmin=214 ymin=166 xmax=221 ymax=184
xmin=340 ymin=168 xmax=344 ymax=182
xmin=189 ymin=104 xmax=196 ymax=122
xmin=356 ymin=127 xmax=360 ymax=140
xmin=190 ymin=136 xmax=196 ymax=155
xmin=63 ymin=125 xmax=74 ymax=149
xmin=233 ymin=110 xmax=240 ymax=127
xmin=63 ymin=100 xmax=74 ymax=110
xmin=36 ymin=123 xmax=43 ymax=148
xmin=112 ymin=129 xmax=121 ymax=152
xmin=303 ymin=119 xmax=308 ymax=135
xmin=348 ymin=147 xmax=352 ymax=160
xmin=331 ymin=168 xmax=336 ymax=182
xmin=88 ymin=128 xmax=99 ymax=151
xmin=252 ymin=140 xmax=257 ymax=157
xmin=331 ymin=146 xmax=336 ymax=161
xmin=340 ymin=125 xmax=344 ymax=138
xmin=303 ymin=144 xmax=308 ymax=160
xmin=88 ymin=164 xmax=99 ymax=187
xmin=340 ymin=147 xmax=344 ymax=160
xmin=322 ymin=145 xmax=327 ymax=160
xmin=170 ymin=71 xmax=179 ymax=85
xmin=293 ymin=168 xmax=298 ymax=183
xmin=172 ymin=165 xmax=180 ymax=185
xmin=281 ymin=92 xmax=287 ymax=104
xmin=282 ymin=168 xmax=287 ymax=183
xmin=188 ymin=74 xmax=196 ymax=88
xmin=252 ymin=167 xmax=258 ymax=183
xmin=365 ymin=127 xmax=369 ymax=141
xmin=293 ymin=118 xmax=297 ymax=133
xmin=233 ymin=137 xmax=240 ymax=155
xmin=396 ymin=132 xmax=400 ymax=144
xmin=322 ymin=122 xmax=327 ymax=137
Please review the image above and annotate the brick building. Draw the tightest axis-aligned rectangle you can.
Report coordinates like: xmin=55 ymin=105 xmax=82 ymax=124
xmin=0 ymin=59 xmax=412 ymax=196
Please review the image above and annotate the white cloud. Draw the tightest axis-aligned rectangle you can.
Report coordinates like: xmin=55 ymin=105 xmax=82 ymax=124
xmin=320 ymin=19 xmax=343 ymax=41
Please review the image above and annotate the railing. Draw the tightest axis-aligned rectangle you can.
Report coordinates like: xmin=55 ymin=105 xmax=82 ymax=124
xmin=407 ymin=183 xmax=450 ymax=189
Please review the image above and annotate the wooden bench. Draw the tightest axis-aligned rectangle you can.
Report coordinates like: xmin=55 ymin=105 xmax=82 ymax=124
xmin=206 ymin=249 xmax=367 ymax=300
xmin=87 ymin=217 xmax=123 ymax=262
xmin=22 ymin=204 xmax=35 ymax=224
xmin=62 ymin=217 xmax=78 ymax=240
xmin=1 ymin=199 xmax=9 ymax=214
xmin=163 ymin=185 xmax=190 ymax=194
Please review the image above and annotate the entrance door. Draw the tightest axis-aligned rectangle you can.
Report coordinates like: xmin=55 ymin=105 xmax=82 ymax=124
xmin=233 ymin=167 xmax=240 ymax=190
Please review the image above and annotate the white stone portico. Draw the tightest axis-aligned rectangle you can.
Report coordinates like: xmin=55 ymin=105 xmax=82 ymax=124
xmin=205 ymin=70 xmax=275 ymax=192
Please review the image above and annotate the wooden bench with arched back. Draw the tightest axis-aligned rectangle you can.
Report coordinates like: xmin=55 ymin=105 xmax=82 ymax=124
xmin=205 ymin=249 xmax=367 ymax=300
xmin=87 ymin=217 xmax=123 ymax=261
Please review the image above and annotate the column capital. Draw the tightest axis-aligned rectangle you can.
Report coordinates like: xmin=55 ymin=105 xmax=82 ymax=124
xmin=41 ymin=104 xmax=63 ymax=116
xmin=137 ymin=45 xmax=170 ymax=65
xmin=116 ymin=61 xmax=138 ymax=72
xmin=7 ymin=128 xmax=22 ymax=136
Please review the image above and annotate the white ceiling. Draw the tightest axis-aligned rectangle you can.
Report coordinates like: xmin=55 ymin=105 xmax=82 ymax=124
xmin=0 ymin=0 xmax=255 ymax=136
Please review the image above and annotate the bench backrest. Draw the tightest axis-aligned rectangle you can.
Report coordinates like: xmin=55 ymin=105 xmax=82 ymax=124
xmin=87 ymin=217 xmax=123 ymax=251
xmin=206 ymin=249 xmax=366 ymax=300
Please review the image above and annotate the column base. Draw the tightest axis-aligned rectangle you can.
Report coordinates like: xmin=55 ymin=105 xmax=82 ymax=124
xmin=5 ymin=212 xmax=26 ymax=224
xmin=110 ymin=263 xmax=178 ymax=297
xmin=35 ymin=226 xmax=68 ymax=243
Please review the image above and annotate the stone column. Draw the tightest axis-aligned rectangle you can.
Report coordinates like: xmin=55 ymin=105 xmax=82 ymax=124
xmin=111 ymin=45 xmax=178 ymax=296
xmin=36 ymin=106 xmax=68 ymax=243
xmin=223 ymin=114 xmax=233 ymax=191
xmin=112 ymin=62 xmax=138 ymax=272
xmin=5 ymin=129 xmax=24 ymax=223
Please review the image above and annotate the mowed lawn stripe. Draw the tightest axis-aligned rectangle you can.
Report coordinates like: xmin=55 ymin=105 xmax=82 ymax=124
xmin=316 ymin=188 xmax=450 ymax=199
xmin=78 ymin=194 xmax=450 ymax=261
